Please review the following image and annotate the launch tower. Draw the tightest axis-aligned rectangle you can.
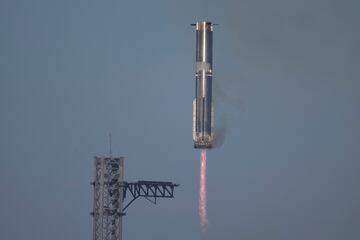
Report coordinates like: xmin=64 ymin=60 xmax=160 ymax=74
xmin=91 ymin=156 xmax=178 ymax=240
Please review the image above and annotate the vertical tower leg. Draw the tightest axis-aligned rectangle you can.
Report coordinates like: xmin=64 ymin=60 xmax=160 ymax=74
xmin=91 ymin=157 xmax=124 ymax=240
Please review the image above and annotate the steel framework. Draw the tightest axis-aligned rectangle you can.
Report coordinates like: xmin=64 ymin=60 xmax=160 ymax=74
xmin=91 ymin=157 xmax=178 ymax=240
xmin=122 ymin=181 xmax=179 ymax=211
xmin=91 ymin=157 xmax=124 ymax=240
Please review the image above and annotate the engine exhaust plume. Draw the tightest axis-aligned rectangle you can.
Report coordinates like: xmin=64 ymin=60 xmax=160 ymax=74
xmin=199 ymin=149 xmax=208 ymax=231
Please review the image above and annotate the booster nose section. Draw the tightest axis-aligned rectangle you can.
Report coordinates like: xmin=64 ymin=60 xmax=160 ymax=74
xmin=192 ymin=22 xmax=215 ymax=149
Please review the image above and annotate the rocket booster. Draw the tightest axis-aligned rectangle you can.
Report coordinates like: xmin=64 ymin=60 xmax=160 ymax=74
xmin=192 ymin=22 xmax=215 ymax=149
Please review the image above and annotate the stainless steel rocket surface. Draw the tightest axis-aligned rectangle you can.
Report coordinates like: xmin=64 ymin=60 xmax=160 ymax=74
xmin=192 ymin=21 xmax=215 ymax=149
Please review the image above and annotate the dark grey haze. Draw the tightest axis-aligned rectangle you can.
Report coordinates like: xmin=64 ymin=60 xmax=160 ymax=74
xmin=1 ymin=0 xmax=359 ymax=239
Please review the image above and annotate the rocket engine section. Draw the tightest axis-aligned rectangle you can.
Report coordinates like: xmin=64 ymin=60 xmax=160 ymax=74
xmin=192 ymin=22 xmax=215 ymax=149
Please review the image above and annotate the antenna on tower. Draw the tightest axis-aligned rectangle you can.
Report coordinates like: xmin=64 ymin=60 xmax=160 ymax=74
xmin=109 ymin=132 xmax=112 ymax=157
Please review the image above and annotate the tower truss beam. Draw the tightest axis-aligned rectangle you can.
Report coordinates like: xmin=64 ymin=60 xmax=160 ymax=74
xmin=122 ymin=181 xmax=179 ymax=211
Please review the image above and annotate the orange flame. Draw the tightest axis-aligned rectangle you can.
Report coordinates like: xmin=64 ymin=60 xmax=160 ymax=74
xmin=199 ymin=149 xmax=208 ymax=230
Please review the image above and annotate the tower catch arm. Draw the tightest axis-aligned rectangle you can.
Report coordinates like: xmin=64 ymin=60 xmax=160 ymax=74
xmin=122 ymin=181 xmax=179 ymax=211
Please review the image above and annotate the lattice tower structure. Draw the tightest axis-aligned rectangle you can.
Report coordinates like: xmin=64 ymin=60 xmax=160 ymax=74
xmin=91 ymin=157 xmax=124 ymax=240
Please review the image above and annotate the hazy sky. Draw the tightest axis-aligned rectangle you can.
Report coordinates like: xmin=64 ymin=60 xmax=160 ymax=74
xmin=1 ymin=0 xmax=359 ymax=239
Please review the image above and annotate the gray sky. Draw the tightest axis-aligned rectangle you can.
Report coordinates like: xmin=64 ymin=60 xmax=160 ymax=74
xmin=1 ymin=0 xmax=359 ymax=239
